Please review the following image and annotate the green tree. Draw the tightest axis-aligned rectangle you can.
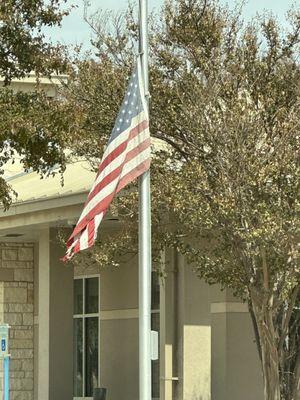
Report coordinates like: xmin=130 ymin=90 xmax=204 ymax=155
xmin=0 ymin=0 xmax=71 ymax=208
xmin=0 ymin=0 xmax=69 ymax=84
xmin=63 ymin=1 xmax=300 ymax=399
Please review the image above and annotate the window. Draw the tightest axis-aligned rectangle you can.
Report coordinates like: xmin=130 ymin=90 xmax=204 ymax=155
xmin=73 ymin=276 xmax=100 ymax=398
xmin=73 ymin=273 xmax=160 ymax=399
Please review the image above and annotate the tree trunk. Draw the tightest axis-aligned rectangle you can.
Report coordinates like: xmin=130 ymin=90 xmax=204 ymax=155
xmin=250 ymin=291 xmax=281 ymax=400
xmin=292 ymin=353 xmax=300 ymax=400
xmin=259 ymin=327 xmax=281 ymax=400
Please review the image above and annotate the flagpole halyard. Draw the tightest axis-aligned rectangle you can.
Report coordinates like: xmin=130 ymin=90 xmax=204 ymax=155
xmin=138 ymin=1 xmax=152 ymax=400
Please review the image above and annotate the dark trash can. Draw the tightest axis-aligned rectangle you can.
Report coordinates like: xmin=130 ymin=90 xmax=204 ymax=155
xmin=93 ymin=388 xmax=107 ymax=400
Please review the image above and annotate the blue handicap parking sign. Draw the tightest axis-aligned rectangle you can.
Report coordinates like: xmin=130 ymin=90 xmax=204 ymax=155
xmin=0 ymin=324 xmax=10 ymax=357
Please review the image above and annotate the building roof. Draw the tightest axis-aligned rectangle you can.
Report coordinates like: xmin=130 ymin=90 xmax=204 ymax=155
xmin=5 ymin=159 xmax=95 ymax=205
xmin=0 ymin=73 xmax=68 ymax=85
xmin=0 ymin=73 xmax=68 ymax=97
xmin=3 ymin=135 xmax=167 ymax=207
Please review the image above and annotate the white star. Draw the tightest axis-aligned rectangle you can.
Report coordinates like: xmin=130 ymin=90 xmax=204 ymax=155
xmin=125 ymin=101 xmax=128 ymax=105
xmin=126 ymin=119 xmax=129 ymax=123
xmin=127 ymin=91 xmax=131 ymax=96
xmin=119 ymin=118 xmax=123 ymax=123
xmin=122 ymin=110 xmax=125 ymax=114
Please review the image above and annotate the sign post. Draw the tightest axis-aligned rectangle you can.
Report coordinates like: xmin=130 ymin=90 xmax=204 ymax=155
xmin=0 ymin=324 xmax=10 ymax=400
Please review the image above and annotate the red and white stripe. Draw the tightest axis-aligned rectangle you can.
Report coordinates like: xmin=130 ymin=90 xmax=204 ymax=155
xmin=63 ymin=111 xmax=150 ymax=261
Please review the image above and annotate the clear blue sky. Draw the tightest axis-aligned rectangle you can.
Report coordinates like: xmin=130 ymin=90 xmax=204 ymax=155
xmin=46 ymin=0 xmax=298 ymax=48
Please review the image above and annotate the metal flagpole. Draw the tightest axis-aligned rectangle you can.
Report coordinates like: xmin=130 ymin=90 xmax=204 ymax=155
xmin=138 ymin=1 xmax=152 ymax=400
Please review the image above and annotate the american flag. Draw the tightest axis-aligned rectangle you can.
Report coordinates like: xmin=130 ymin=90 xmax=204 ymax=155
xmin=63 ymin=60 xmax=150 ymax=261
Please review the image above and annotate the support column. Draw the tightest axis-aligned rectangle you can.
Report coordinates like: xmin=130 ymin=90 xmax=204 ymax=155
xmin=49 ymin=228 xmax=73 ymax=400
xmin=37 ymin=228 xmax=73 ymax=400
xmin=176 ymin=254 xmax=211 ymax=400
xmin=38 ymin=228 xmax=50 ymax=400
xmin=160 ymin=250 xmax=177 ymax=400
xmin=210 ymin=286 xmax=264 ymax=400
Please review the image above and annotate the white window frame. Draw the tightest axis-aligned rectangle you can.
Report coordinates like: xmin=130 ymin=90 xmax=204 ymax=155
xmin=73 ymin=274 xmax=100 ymax=400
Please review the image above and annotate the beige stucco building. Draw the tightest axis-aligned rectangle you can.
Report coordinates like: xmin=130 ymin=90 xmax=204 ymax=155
xmin=0 ymin=76 xmax=265 ymax=400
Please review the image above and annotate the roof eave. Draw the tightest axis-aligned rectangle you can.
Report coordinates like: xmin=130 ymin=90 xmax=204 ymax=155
xmin=0 ymin=190 xmax=88 ymax=219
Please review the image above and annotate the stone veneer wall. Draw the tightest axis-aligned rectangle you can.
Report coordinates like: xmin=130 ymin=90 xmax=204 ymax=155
xmin=0 ymin=243 xmax=34 ymax=400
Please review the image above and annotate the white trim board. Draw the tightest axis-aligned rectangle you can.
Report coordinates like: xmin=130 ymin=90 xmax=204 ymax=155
xmin=100 ymin=308 xmax=139 ymax=320
xmin=100 ymin=308 xmax=160 ymax=320
xmin=211 ymin=302 xmax=248 ymax=314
